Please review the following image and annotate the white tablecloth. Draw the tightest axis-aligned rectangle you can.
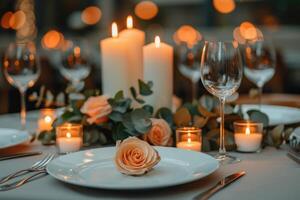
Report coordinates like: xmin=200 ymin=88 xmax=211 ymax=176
xmin=0 ymin=111 xmax=299 ymax=200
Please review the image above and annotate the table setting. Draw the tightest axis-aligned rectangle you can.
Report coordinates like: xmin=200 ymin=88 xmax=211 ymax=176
xmin=1 ymin=1 xmax=300 ymax=200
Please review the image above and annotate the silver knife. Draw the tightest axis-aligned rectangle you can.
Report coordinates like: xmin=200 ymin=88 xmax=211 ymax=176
xmin=193 ymin=171 xmax=246 ymax=200
xmin=0 ymin=152 xmax=42 ymax=161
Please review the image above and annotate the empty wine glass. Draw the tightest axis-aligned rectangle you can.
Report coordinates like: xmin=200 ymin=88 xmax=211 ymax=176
xmin=3 ymin=41 xmax=40 ymax=130
xmin=200 ymin=41 xmax=243 ymax=164
xmin=242 ymin=40 xmax=276 ymax=106
xmin=178 ymin=43 xmax=202 ymax=101
xmin=59 ymin=39 xmax=91 ymax=92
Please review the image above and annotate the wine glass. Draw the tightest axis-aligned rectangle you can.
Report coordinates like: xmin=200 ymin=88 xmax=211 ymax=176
xmin=178 ymin=43 xmax=202 ymax=101
xmin=242 ymin=40 xmax=276 ymax=106
xmin=200 ymin=41 xmax=243 ymax=164
xmin=3 ymin=41 xmax=40 ymax=130
xmin=59 ymin=39 xmax=91 ymax=92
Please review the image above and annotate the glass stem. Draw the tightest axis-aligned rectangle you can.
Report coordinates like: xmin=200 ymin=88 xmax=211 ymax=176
xmin=19 ymin=89 xmax=26 ymax=130
xmin=219 ymin=97 xmax=226 ymax=155
xmin=258 ymin=86 xmax=263 ymax=110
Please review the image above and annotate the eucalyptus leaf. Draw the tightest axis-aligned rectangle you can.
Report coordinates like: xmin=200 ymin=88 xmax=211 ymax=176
xmin=155 ymin=107 xmax=173 ymax=126
xmin=135 ymin=97 xmax=145 ymax=104
xmin=139 ymin=79 xmax=153 ymax=96
xmin=183 ymin=103 xmax=199 ymax=116
xmin=114 ymin=90 xmax=124 ymax=100
xmin=131 ymin=109 xmax=152 ymax=133
xmin=199 ymin=95 xmax=218 ymax=112
xmin=142 ymin=105 xmax=154 ymax=115
xmin=112 ymin=123 xmax=129 ymax=141
xmin=130 ymin=87 xmax=137 ymax=99
xmin=247 ymin=110 xmax=269 ymax=127
xmin=109 ymin=111 xmax=123 ymax=122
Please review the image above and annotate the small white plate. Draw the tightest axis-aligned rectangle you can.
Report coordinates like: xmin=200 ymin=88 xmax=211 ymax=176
xmin=0 ymin=128 xmax=30 ymax=149
xmin=47 ymin=147 xmax=219 ymax=190
xmin=241 ymin=104 xmax=300 ymax=126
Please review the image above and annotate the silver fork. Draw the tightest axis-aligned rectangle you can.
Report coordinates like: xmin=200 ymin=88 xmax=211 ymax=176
xmin=0 ymin=153 xmax=55 ymax=184
xmin=0 ymin=170 xmax=48 ymax=191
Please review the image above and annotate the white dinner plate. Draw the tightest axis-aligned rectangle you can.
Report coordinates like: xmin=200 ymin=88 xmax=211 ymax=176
xmin=47 ymin=147 xmax=219 ymax=190
xmin=0 ymin=128 xmax=30 ymax=149
xmin=241 ymin=104 xmax=300 ymax=126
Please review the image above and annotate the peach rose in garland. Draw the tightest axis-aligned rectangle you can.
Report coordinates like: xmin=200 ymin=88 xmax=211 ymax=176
xmin=144 ymin=118 xmax=172 ymax=146
xmin=115 ymin=137 xmax=160 ymax=176
xmin=80 ymin=95 xmax=112 ymax=125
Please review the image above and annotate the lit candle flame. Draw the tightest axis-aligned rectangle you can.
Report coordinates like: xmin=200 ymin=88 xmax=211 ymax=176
xmin=66 ymin=132 xmax=72 ymax=138
xmin=187 ymin=138 xmax=191 ymax=143
xmin=127 ymin=15 xmax=133 ymax=29
xmin=246 ymin=127 xmax=251 ymax=135
xmin=44 ymin=116 xmax=52 ymax=123
xmin=74 ymin=46 xmax=80 ymax=57
xmin=112 ymin=22 xmax=118 ymax=38
xmin=155 ymin=36 xmax=160 ymax=48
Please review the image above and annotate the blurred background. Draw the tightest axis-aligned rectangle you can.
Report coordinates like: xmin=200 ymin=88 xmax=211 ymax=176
xmin=0 ymin=0 xmax=300 ymax=114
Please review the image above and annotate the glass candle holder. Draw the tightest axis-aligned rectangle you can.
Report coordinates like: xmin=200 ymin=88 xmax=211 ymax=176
xmin=37 ymin=109 xmax=56 ymax=132
xmin=176 ymin=127 xmax=202 ymax=151
xmin=234 ymin=120 xmax=263 ymax=152
xmin=56 ymin=123 xmax=83 ymax=154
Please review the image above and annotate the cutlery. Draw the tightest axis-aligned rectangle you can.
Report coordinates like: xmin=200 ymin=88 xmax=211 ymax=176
xmin=193 ymin=171 xmax=246 ymax=200
xmin=0 ymin=170 xmax=48 ymax=191
xmin=0 ymin=152 xmax=42 ymax=161
xmin=0 ymin=153 xmax=55 ymax=184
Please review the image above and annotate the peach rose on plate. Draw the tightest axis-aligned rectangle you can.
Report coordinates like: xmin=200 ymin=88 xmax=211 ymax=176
xmin=80 ymin=95 xmax=112 ymax=125
xmin=144 ymin=118 xmax=172 ymax=146
xmin=115 ymin=137 xmax=161 ymax=176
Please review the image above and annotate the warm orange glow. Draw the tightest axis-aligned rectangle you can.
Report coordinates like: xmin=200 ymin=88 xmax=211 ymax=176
xmin=112 ymin=22 xmax=118 ymax=38
xmin=81 ymin=6 xmax=102 ymax=25
xmin=187 ymin=138 xmax=192 ymax=143
xmin=246 ymin=127 xmax=251 ymax=135
xmin=213 ymin=0 xmax=235 ymax=14
xmin=240 ymin=21 xmax=257 ymax=40
xmin=42 ymin=30 xmax=64 ymax=49
xmin=135 ymin=1 xmax=158 ymax=20
xmin=44 ymin=116 xmax=52 ymax=123
xmin=1 ymin=11 xmax=13 ymax=29
xmin=66 ymin=132 xmax=72 ymax=138
xmin=9 ymin=10 xmax=26 ymax=30
xmin=127 ymin=15 xmax=133 ymax=29
xmin=155 ymin=36 xmax=160 ymax=48
xmin=74 ymin=46 xmax=80 ymax=57
xmin=173 ymin=25 xmax=202 ymax=48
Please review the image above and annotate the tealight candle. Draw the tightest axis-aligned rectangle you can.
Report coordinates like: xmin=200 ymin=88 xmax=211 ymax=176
xmin=56 ymin=123 xmax=83 ymax=154
xmin=234 ymin=121 xmax=263 ymax=152
xmin=37 ymin=109 xmax=56 ymax=132
xmin=176 ymin=127 xmax=202 ymax=151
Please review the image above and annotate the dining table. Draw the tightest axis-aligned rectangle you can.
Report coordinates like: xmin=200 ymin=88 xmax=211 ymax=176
xmin=0 ymin=110 xmax=299 ymax=200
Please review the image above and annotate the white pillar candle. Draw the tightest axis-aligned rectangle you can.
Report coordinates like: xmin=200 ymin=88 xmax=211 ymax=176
xmin=119 ymin=16 xmax=145 ymax=90
xmin=143 ymin=36 xmax=173 ymax=111
xmin=234 ymin=127 xmax=262 ymax=152
xmin=100 ymin=22 xmax=132 ymax=97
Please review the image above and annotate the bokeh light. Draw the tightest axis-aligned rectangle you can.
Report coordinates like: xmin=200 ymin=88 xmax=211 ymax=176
xmin=1 ymin=11 xmax=13 ymax=29
xmin=173 ymin=25 xmax=202 ymax=48
xmin=9 ymin=10 xmax=26 ymax=30
xmin=240 ymin=21 xmax=257 ymax=40
xmin=81 ymin=6 xmax=102 ymax=25
xmin=42 ymin=30 xmax=64 ymax=49
xmin=213 ymin=0 xmax=236 ymax=14
xmin=135 ymin=1 xmax=158 ymax=20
